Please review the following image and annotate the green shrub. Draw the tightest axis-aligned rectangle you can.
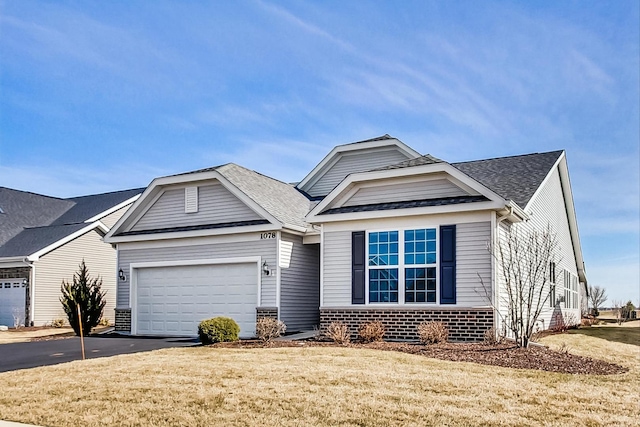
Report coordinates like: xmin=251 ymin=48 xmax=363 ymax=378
xmin=198 ymin=317 xmax=240 ymax=344
xmin=60 ymin=260 xmax=106 ymax=337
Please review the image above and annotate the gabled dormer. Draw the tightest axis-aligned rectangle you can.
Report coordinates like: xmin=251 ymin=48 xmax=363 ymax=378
xmin=296 ymin=135 xmax=421 ymax=199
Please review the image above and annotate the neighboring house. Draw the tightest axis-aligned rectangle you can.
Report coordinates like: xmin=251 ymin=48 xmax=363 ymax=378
xmin=105 ymin=135 xmax=587 ymax=340
xmin=0 ymin=187 xmax=143 ymax=327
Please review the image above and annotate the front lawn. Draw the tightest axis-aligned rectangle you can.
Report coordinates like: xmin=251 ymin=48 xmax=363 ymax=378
xmin=0 ymin=327 xmax=638 ymax=426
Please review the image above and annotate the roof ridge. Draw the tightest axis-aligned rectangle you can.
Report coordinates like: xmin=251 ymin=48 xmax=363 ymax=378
xmin=222 ymin=163 xmax=296 ymax=188
xmin=66 ymin=187 xmax=146 ymax=200
xmin=0 ymin=186 xmax=69 ymax=201
xmin=338 ymin=134 xmax=394 ymax=147
xmin=452 ymin=149 xmax=564 ymax=165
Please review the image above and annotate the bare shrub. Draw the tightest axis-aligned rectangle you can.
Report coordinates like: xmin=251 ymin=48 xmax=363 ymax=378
xmin=358 ymin=321 xmax=385 ymax=343
xmin=417 ymin=321 xmax=448 ymax=344
xmin=98 ymin=317 xmax=111 ymax=327
xmin=51 ymin=318 xmax=66 ymax=328
xmin=557 ymin=341 xmax=571 ymax=354
xmin=325 ymin=321 xmax=350 ymax=344
xmin=255 ymin=317 xmax=286 ymax=342
xmin=482 ymin=326 xmax=504 ymax=345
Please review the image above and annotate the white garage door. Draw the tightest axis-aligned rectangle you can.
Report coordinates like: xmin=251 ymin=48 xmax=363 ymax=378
xmin=135 ymin=262 xmax=258 ymax=338
xmin=0 ymin=280 xmax=27 ymax=327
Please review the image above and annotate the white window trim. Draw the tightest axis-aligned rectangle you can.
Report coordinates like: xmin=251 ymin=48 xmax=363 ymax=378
xmin=365 ymin=226 xmax=440 ymax=306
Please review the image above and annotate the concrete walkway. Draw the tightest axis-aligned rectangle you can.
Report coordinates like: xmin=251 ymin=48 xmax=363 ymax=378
xmin=0 ymin=421 xmax=42 ymax=427
xmin=274 ymin=330 xmax=317 ymax=341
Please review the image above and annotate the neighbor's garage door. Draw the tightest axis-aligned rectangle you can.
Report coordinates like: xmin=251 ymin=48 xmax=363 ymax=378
xmin=0 ymin=280 xmax=26 ymax=327
xmin=135 ymin=262 xmax=258 ymax=338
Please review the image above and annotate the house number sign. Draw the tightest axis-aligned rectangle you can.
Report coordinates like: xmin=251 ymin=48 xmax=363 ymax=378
xmin=260 ymin=232 xmax=276 ymax=239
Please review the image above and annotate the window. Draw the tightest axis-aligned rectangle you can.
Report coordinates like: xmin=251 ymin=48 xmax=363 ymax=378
xmin=563 ymin=270 xmax=578 ymax=309
xmin=368 ymin=228 xmax=437 ymax=304
xmin=549 ymin=261 xmax=557 ymax=307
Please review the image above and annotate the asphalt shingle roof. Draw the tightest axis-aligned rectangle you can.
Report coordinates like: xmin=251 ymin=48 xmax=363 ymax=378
xmin=320 ymin=195 xmax=489 ymax=215
xmin=0 ymin=223 xmax=89 ymax=258
xmin=0 ymin=187 xmax=74 ymax=246
xmin=373 ymin=154 xmax=444 ymax=170
xmin=174 ymin=163 xmax=313 ymax=230
xmin=0 ymin=187 xmax=144 ymax=258
xmin=452 ymin=151 xmax=563 ymax=208
xmin=51 ymin=188 xmax=145 ymax=226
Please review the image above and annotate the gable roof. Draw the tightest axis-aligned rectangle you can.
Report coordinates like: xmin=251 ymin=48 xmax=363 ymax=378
xmin=0 ymin=187 xmax=74 ymax=246
xmin=0 ymin=187 xmax=143 ymax=259
xmin=452 ymin=151 xmax=564 ymax=208
xmin=107 ymin=163 xmax=312 ymax=241
xmin=51 ymin=188 xmax=145 ymax=225
xmin=295 ymin=135 xmax=421 ymax=197
xmin=0 ymin=223 xmax=90 ymax=258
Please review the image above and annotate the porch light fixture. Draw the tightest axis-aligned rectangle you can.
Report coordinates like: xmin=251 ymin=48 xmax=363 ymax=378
xmin=118 ymin=269 xmax=126 ymax=281
xmin=262 ymin=261 xmax=270 ymax=276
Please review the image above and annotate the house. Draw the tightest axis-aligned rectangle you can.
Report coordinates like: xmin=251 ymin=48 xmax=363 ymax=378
xmin=0 ymin=187 xmax=143 ymax=327
xmin=104 ymin=135 xmax=587 ymax=340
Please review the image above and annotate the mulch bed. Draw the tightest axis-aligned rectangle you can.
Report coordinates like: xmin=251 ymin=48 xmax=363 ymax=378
xmin=211 ymin=340 xmax=628 ymax=375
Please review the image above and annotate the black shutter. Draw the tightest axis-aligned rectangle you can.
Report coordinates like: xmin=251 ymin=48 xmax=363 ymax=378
xmin=352 ymin=231 xmax=366 ymax=304
xmin=439 ymin=225 xmax=456 ymax=304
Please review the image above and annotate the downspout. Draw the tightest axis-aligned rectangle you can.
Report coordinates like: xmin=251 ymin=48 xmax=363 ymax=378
xmin=21 ymin=257 xmax=34 ymax=327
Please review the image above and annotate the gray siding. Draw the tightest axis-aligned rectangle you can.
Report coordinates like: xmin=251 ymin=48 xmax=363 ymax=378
xmin=456 ymin=222 xmax=492 ymax=306
xmin=343 ymin=179 xmax=469 ymax=207
xmin=322 ymin=230 xmax=352 ymax=306
xmin=33 ymin=229 xmax=117 ymax=325
xmin=279 ymin=233 xmax=320 ymax=330
xmin=131 ymin=183 xmax=262 ymax=232
xmin=308 ymin=149 xmax=410 ymax=197
xmin=322 ymin=221 xmax=492 ymax=308
xmin=117 ymin=238 xmax=277 ymax=308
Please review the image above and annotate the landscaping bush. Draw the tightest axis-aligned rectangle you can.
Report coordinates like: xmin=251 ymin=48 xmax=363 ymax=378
xmin=198 ymin=317 xmax=240 ymax=344
xmin=255 ymin=317 xmax=286 ymax=342
xmin=417 ymin=321 xmax=448 ymax=344
xmin=325 ymin=321 xmax=350 ymax=344
xmin=482 ymin=327 xmax=500 ymax=345
xmin=51 ymin=318 xmax=66 ymax=328
xmin=358 ymin=321 xmax=385 ymax=343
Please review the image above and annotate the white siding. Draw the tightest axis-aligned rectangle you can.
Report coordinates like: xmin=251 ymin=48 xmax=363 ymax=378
xmin=100 ymin=205 xmax=130 ymax=228
xmin=117 ymin=238 xmax=277 ymax=309
xmin=308 ymin=149 xmax=410 ymax=197
xmin=33 ymin=229 xmax=117 ymax=326
xmin=322 ymin=230 xmax=352 ymax=306
xmin=279 ymin=233 xmax=320 ymax=330
xmin=456 ymin=222 xmax=492 ymax=306
xmin=495 ymin=166 xmax=580 ymax=332
xmin=343 ymin=179 xmax=469 ymax=207
xmin=131 ymin=182 xmax=262 ymax=231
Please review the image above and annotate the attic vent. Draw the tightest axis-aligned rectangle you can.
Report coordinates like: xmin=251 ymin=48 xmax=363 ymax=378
xmin=185 ymin=186 xmax=198 ymax=213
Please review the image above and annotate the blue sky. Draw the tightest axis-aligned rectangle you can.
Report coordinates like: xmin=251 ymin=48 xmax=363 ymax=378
xmin=1 ymin=1 xmax=638 ymax=305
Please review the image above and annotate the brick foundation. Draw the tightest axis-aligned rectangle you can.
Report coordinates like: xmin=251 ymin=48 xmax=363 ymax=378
xmin=256 ymin=307 xmax=278 ymax=322
xmin=320 ymin=307 xmax=494 ymax=342
xmin=115 ymin=308 xmax=131 ymax=332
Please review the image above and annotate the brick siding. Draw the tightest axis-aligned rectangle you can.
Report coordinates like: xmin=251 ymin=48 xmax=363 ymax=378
xmin=256 ymin=307 xmax=278 ymax=322
xmin=114 ymin=308 xmax=131 ymax=332
xmin=320 ymin=307 xmax=494 ymax=342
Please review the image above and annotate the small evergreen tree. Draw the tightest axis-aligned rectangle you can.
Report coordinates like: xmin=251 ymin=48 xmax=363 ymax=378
xmin=60 ymin=260 xmax=106 ymax=336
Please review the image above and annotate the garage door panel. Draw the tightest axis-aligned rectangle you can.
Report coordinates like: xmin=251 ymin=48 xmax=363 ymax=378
xmin=135 ymin=263 xmax=257 ymax=338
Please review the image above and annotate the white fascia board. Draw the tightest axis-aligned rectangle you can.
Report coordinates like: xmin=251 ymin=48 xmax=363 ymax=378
xmin=307 ymin=162 xmax=506 ymax=219
xmin=104 ymin=223 xmax=281 ymax=244
xmin=27 ymin=221 xmax=109 ymax=262
xmin=297 ymin=138 xmax=421 ymax=191
xmin=0 ymin=257 xmax=32 ymax=268
xmin=104 ymin=183 xmax=158 ymax=240
xmin=558 ymin=156 xmax=587 ymax=285
xmin=303 ymin=233 xmax=321 ymax=244
xmin=84 ymin=194 xmax=141 ymax=223
xmin=307 ymin=200 xmax=504 ymax=224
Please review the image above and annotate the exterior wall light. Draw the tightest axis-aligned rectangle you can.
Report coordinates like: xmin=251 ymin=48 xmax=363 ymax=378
xmin=262 ymin=261 xmax=270 ymax=276
xmin=118 ymin=269 xmax=127 ymax=281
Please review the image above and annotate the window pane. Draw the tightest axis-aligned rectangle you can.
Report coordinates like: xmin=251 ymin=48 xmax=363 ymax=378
xmin=404 ymin=228 xmax=436 ymax=266
xmin=405 ymin=230 xmax=414 ymax=241
xmin=369 ymin=268 xmax=398 ymax=304
xmin=415 ymin=229 xmax=425 ymax=240
xmin=426 ymin=229 xmax=436 ymax=240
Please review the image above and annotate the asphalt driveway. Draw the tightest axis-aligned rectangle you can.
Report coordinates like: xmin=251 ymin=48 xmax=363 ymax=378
xmin=0 ymin=334 xmax=198 ymax=373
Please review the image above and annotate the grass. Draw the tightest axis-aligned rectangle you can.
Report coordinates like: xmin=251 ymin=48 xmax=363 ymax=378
xmin=0 ymin=327 xmax=638 ymax=427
